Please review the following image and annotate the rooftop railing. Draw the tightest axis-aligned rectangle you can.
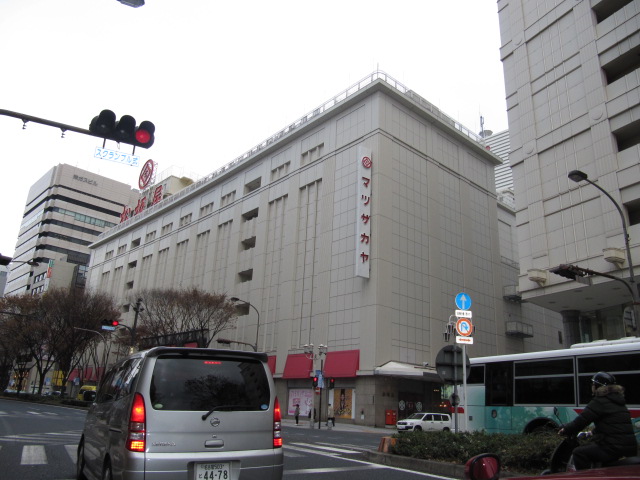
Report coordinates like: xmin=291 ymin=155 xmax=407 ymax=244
xmin=98 ymin=71 xmax=483 ymax=240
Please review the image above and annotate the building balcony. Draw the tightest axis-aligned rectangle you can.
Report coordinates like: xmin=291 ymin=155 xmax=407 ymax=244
xmin=505 ymin=320 xmax=534 ymax=338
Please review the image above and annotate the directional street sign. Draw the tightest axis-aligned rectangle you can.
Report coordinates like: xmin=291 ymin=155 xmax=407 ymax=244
xmin=455 ymin=292 xmax=472 ymax=310
xmin=456 ymin=336 xmax=474 ymax=344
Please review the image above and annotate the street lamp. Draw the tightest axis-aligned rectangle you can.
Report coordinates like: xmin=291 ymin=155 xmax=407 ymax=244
xmin=303 ymin=343 xmax=328 ymax=429
xmin=216 ymin=337 xmax=258 ymax=352
xmin=0 ymin=254 xmax=39 ymax=267
xmin=230 ymin=297 xmax=260 ymax=352
xmin=568 ymin=170 xmax=640 ymax=328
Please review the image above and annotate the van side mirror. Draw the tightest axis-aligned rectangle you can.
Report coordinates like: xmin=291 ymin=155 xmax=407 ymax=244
xmin=464 ymin=453 xmax=500 ymax=480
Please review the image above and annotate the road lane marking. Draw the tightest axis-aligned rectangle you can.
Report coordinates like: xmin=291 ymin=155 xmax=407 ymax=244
xmin=21 ymin=445 xmax=47 ymax=465
xmin=285 ymin=465 xmax=384 ymax=474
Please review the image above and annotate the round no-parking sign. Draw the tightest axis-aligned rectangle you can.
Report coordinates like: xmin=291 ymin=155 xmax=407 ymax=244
xmin=456 ymin=318 xmax=473 ymax=337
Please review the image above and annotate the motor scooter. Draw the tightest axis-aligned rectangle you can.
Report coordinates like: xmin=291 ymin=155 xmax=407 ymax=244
xmin=542 ymin=407 xmax=640 ymax=475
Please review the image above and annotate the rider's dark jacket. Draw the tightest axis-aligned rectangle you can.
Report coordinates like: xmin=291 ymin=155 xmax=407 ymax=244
xmin=562 ymin=384 xmax=637 ymax=457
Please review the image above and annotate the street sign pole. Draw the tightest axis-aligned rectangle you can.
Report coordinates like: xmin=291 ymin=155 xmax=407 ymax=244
xmin=462 ymin=344 xmax=467 ymax=431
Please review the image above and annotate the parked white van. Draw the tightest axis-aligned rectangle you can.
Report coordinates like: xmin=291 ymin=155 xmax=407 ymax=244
xmin=76 ymin=347 xmax=283 ymax=480
xmin=396 ymin=412 xmax=452 ymax=432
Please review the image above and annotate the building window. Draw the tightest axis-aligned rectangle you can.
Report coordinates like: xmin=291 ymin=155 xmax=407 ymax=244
xmin=145 ymin=231 xmax=156 ymax=242
xmin=179 ymin=213 xmax=192 ymax=227
xmin=161 ymin=223 xmax=173 ymax=235
xmin=244 ymin=177 xmax=261 ymax=194
xmin=105 ymin=250 xmax=114 ymax=260
xmin=271 ymin=162 xmax=290 ymax=181
xmin=117 ymin=245 xmax=127 ymax=255
xmin=242 ymin=208 xmax=259 ymax=221
xmin=128 ymin=260 xmax=137 ymax=269
xmin=592 ymin=0 xmax=633 ymax=23
xmin=613 ymin=118 xmax=640 ymax=151
xmin=131 ymin=238 xmax=141 ymax=248
xmin=238 ymin=268 xmax=253 ymax=283
xmin=200 ymin=202 xmax=214 ymax=217
xmin=221 ymin=191 xmax=236 ymax=207
xmin=241 ymin=236 xmax=256 ymax=250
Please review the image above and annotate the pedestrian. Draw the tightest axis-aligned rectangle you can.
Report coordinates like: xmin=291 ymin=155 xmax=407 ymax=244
xmin=559 ymin=372 xmax=637 ymax=470
xmin=294 ymin=404 xmax=300 ymax=425
xmin=327 ymin=404 xmax=335 ymax=427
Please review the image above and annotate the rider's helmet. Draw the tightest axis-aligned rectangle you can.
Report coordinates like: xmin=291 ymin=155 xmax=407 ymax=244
xmin=591 ymin=371 xmax=616 ymax=387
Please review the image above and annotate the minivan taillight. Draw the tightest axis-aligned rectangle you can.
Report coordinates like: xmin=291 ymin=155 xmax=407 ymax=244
xmin=127 ymin=393 xmax=146 ymax=452
xmin=273 ymin=397 xmax=282 ymax=448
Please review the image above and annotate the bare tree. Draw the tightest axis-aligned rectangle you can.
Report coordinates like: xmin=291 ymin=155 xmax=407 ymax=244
xmin=134 ymin=287 xmax=237 ymax=347
xmin=41 ymin=287 xmax=121 ymax=394
xmin=0 ymin=288 xmax=120 ymax=395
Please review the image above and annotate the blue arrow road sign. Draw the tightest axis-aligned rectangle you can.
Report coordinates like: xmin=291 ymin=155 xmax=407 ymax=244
xmin=455 ymin=292 xmax=472 ymax=310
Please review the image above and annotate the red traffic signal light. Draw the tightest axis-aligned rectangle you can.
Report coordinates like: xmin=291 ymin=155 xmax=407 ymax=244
xmin=328 ymin=377 xmax=335 ymax=389
xmin=111 ymin=320 xmax=119 ymax=327
xmin=312 ymin=376 xmax=318 ymax=387
xmin=89 ymin=110 xmax=155 ymax=149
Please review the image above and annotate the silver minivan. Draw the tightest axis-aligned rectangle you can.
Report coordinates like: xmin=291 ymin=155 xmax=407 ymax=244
xmin=76 ymin=347 xmax=283 ymax=480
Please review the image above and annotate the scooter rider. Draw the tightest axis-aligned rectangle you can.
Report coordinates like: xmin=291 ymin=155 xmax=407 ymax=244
xmin=559 ymin=371 xmax=638 ymax=470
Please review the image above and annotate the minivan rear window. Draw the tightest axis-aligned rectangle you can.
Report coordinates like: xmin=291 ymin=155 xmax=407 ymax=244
xmin=150 ymin=354 xmax=270 ymax=412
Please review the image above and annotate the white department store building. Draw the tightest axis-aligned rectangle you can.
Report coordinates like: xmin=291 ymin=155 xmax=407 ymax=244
xmin=87 ymin=72 xmax=562 ymax=426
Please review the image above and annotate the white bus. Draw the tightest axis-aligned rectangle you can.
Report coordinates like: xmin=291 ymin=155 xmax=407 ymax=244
xmin=462 ymin=338 xmax=640 ymax=437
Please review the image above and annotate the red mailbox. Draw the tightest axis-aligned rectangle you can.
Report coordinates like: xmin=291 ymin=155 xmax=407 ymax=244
xmin=385 ymin=409 xmax=397 ymax=425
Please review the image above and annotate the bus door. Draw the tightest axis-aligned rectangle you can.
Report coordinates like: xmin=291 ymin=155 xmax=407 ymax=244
xmin=484 ymin=362 xmax=514 ymax=433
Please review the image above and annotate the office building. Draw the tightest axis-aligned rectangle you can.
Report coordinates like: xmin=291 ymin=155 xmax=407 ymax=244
xmin=498 ymin=0 xmax=640 ymax=344
xmin=5 ymin=164 xmax=139 ymax=296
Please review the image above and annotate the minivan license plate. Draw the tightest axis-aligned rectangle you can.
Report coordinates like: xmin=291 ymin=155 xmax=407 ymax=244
xmin=195 ymin=462 xmax=230 ymax=479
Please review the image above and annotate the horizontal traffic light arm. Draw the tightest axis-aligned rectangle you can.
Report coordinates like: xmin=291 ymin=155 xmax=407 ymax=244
xmin=1 ymin=109 xmax=154 ymax=148
xmin=1 ymin=108 xmax=95 ymax=137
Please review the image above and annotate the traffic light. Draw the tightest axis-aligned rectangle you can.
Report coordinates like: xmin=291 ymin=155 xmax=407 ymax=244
xmin=89 ymin=110 xmax=155 ymax=148
xmin=101 ymin=319 xmax=119 ymax=331
xmin=328 ymin=377 xmax=335 ymax=389
xmin=550 ymin=264 xmax=587 ymax=280
xmin=312 ymin=376 xmax=318 ymax=387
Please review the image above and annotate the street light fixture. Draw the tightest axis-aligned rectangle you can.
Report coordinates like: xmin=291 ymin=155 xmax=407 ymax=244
xmin=230 ymin=297 xmax=260 ymax=352
xmin=568 ymin=170 xmax=640 ymax=329
xmin=0 ymin=254 xmax=39 ymax=267
xmin=568 ymin=170 xmax=636 ymax=288
xmin=303 ymin=343 xmax=328 ymax=429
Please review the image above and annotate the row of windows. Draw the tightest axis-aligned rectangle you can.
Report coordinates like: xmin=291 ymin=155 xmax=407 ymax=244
xmin=470 ymin=352 xmax=640 ymax=407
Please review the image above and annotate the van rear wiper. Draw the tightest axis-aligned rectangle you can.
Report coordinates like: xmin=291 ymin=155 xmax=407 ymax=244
xmin=201 ymin=405 xmax=253 ymax=420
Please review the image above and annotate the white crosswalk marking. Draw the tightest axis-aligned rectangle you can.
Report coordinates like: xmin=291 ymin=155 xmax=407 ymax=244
xmin=64 ymin=444 xmax=77 ymax=463
xmin=290 ymin=442 xmax=361 ymax=454
xmin=21 ymin=445 xmax=47 ymax=465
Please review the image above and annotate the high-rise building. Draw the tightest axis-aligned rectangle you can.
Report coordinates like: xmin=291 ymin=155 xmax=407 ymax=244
xmin=498 ymin=0 xmax=640 ymax=343
xmin=5 ymin=164 xmax=139 ymax=296
xmin=87 ymin=72 xmax=562 ymax=426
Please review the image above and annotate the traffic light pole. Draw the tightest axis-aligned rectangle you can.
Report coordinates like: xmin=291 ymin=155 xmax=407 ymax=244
xmin=1 ymin=109 xmax=96 ymax=138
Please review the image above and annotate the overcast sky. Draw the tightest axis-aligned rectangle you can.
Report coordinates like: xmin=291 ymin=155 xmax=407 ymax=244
xmin=0 ymin=0 xmax=507 ymax=259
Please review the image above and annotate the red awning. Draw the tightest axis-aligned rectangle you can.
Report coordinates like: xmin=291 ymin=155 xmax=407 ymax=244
xmin=82 ymin=367 xmax=93 ymax=380
xmin=69 ymin=369 xmax=79 ymax=381
xmin=324 ymin=350 xmax=360 ymax=378
xmin=282 ymin=353 xmax=313 ymax=379
xmin=267 ymin=356 xmax=276 ymax=375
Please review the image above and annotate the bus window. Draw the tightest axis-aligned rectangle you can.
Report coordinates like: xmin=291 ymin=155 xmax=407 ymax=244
xmin=486 ymin=362 xmax=513 ymax=406
xmin=578 ymin=353 xmax=640 ymax=405
xmin=514 ymin=358 xmax=575 ymax=405
xmin=467 ymin=365 xmax=484 ymax=384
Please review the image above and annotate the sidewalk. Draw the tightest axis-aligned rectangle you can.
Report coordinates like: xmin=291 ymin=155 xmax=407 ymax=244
xmin=282 ymin=417 xmax=394 ymax=434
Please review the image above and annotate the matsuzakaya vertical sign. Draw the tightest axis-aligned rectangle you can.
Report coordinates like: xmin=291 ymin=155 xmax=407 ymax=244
xmin=356 ymin=146 xmax=372 ymax=278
